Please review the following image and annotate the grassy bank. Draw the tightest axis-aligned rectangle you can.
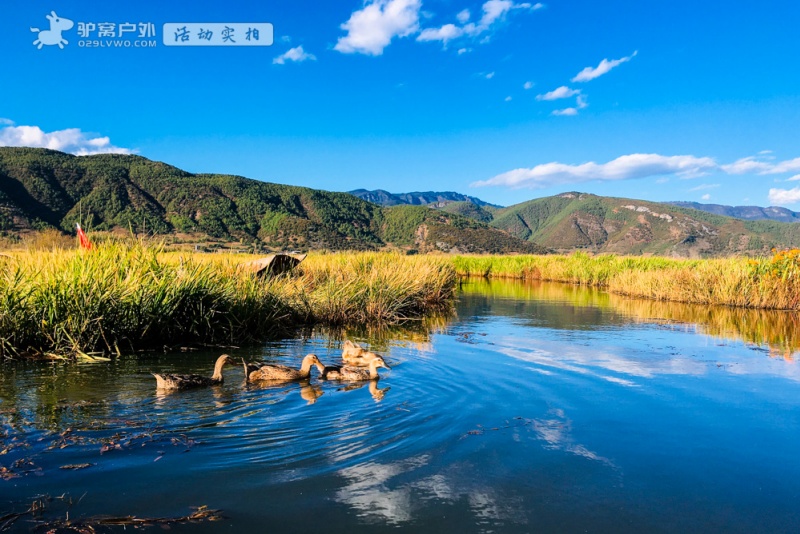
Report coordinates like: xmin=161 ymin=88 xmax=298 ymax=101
xmin=0 ymin=245 xmax=455 ymax=360
xmin=453 ymin=251 xmax=800 ymax=310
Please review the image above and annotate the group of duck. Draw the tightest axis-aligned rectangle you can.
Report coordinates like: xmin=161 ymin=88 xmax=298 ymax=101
xmin=152 ymin=341 xmax=390 ymax=390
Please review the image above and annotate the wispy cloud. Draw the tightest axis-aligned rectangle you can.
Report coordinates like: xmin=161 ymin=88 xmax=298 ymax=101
xmin=701 ymin=194 xmax=711 ymax=200
xmin=688 ymin=183 xmax=720 ymax=191
xmin=571 ymin=51 xmax=638 ymax=82
xmin=457 ymin=47 xmax=471 ymax=55
xmin=523 ymin=81 xmax=534 ymax=90
xmin=769 ymin=187 xmax=800 ymax=206
xmin=485 ymin=71 xmax=495 ymax=79
xmin=0 ymin=118 xmax=14 ymax=126
xmin=787 ymin=174 xmax=800 ymax=182
xmin=552 ymin=94 xmax=587 ymax=116
xmin=551 ymin=107 xmax=578 ymax=116
xmin=273 ymin=45 xmax=316 ymax=64
xmin=0 ymin=123 xmax=134 ymax=155
xmin=416 ymin=0 xmax=540 ymax=48
xmin=473 ymin=154 xmax=717 ymax=189
xmin=335 ymin=0 xmax=421 ymax=56
xmin=722 ymin=155 xmax=800 ymax=175
xmin=417 ymin=23 xmax=462 ymax=45
xmin=536 ymin=85 xmax=580 ymax=101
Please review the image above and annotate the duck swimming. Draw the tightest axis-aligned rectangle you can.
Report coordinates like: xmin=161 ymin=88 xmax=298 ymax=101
xmin=318 ymin=356 xmax=390 ymax=381
xmin=243 ymin=354 xmax=322 ymax=382
xmin=341 ymin=340 xmax=382 ymax=367
xmin=152 ymin=354 xmax=232 ymax=390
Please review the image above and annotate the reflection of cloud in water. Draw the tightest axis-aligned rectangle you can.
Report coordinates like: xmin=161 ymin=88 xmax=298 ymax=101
xmin=497 ymin=331 xmax=800 ymax=384
xmin=533 ymin=409 xmax=615 ymax=467
xmin=335 ymin=455 xmax=427 ymax=524
xmin=494 ymin=336 xmax=712 ymax=386
xmin=334 ymin=455 xmax=527 ymax=527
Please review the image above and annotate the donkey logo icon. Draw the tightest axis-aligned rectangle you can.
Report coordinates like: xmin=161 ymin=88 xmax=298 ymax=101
xmin=31 ymin=11 xmax=74 ymax=49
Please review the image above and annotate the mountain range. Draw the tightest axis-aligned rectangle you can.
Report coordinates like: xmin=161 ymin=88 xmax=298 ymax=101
xmin=353 ymin=188 xmax=800 ymax=224
xmin=2 ymin=147 xmax=800 ymax=257
xmin=349 ymin=189 xmax=498 ymax=208
xmin=0 ymin=148 xmax=543 ymax=254
xmin=665 ymin=201 xmax=800 ymax=223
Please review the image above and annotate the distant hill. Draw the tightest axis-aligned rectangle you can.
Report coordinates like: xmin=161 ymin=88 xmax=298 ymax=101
xmin=488 ymin=192 xmax=800 ymax=257
xmin=349 ymin=189 xmax=499 ymax=208
xmin=667 ymin=201 xmax=800 ymax=223
xmin=0 ymin=148 xmax=544 ymax=254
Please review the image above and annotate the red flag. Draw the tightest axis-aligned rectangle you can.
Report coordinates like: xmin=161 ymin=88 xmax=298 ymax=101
xmin=76 ymin=223 xmax=92 ymax=250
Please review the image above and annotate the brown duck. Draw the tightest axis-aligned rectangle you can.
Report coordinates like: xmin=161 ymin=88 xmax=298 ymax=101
xmin=318 ymin=356 xmax=390 ymax=381
xmin=341 ymin=340 xmax=382 ymax=367
xmin=243 ymin=354 xmax=322 ymax=382
xmin=152 ymin=354 xmax=232 ymax=390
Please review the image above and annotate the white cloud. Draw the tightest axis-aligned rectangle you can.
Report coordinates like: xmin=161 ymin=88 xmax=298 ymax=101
xmin=552 ymin=107 xmax=578 ymax=116
xmin=536 ymin=85 xmax=580 ymax=101
xmin=457 ymin=47 xmax=471 ymax=54
xmin=273 ymin=45 xmax=316 ymax=64
xmin=571 ymin=50 xmax=638 ymax=82
xmin=417 ymin=23 xmax=463 ymax=45
xmin=532 ymin=2 xmax=545 ymax=8
xmin=523 ymin=81 xmax=534 ymax=90
xmin=417 ymin=0 xmax=538 ymax=47
xmin=0 ymin=124 xmax=134 ymax=155
xmin=721 ymin=156 xmax=774 ymax=174
xmin=769 ymin=187 xmax=800 ymax=206
xmin=485 ymin=71 xmax=495 ymax=79
xmin=551 ymin=95 xmax=587 ymax=116
xmin=688 ymin=183 xmax=720 ymax=191
xmin=472 ymin=154 xmax=718 ymax=189
xmin=787 ymin=174 xmax=800 ymax=182
xmin=335 ymin=0 xmax=421 ymax=55
xmin=701 ymin=194 xmax=711 ymax=200
xmin=723 ymin=155 xmax=800 ymax=175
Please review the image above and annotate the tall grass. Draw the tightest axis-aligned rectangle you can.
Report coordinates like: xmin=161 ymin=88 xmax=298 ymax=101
xmin=454 ymin=251 xmax=800 ymax=310
xmin=0 ymin=245 xmax=455 ymax=359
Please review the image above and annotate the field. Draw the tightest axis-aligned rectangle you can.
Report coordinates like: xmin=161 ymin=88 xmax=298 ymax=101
xmin=0 ymin=243 xmax=455 ymax=359
xmin=2 ymin=238 xmax=799 ymax=359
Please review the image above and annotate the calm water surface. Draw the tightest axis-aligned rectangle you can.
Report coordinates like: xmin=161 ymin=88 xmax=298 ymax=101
xmin=2 ymin=280 xmax=800 ymax=533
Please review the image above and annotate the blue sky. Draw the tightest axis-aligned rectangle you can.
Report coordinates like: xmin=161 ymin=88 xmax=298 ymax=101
xmin=2 ymin=0 xmax=799 ymax=207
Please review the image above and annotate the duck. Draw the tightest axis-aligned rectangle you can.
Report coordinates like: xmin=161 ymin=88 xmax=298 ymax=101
xmin=243 ymin=354 xmax=322 ymax=382
xmin=341 ymin=340 xmax=382 ymax=367
xmin=318 ymin=356 xmax=390 ymax=381
xmin=152 ymin=354 xmax=232 ymax=390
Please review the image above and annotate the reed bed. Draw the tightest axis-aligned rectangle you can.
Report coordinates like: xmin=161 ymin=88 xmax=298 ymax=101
xmin=0 ymin=245 xmax=455 ymax=359
xmin=452 ymin=252 xmax=700 ymax=286
xmin=453 ymin=251 xmax=800 ymax=310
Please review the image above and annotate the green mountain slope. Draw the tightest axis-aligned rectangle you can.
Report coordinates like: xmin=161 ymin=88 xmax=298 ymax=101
xmin=490 ymin=192 xmax=800 ymax=257
xmin=0 ymin=148 xmax=541 ymax=253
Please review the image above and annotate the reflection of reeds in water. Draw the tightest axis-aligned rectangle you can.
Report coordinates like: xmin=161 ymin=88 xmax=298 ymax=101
xmin=305 ymin=314 xmax=453 ymax=357
xmin=459 ymin=277 xmax=612 ymax=308
xmin=609 ymin=295 xmax=800 ymax=361
xmin=454 ymin=252 xmax=800 ymax=311
xmin=461 ymin=278 xmax=800 ymax=361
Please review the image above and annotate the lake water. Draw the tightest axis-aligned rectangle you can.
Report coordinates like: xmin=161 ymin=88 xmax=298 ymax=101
xmin=2 ymin=279 xmax=800 ymax=533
